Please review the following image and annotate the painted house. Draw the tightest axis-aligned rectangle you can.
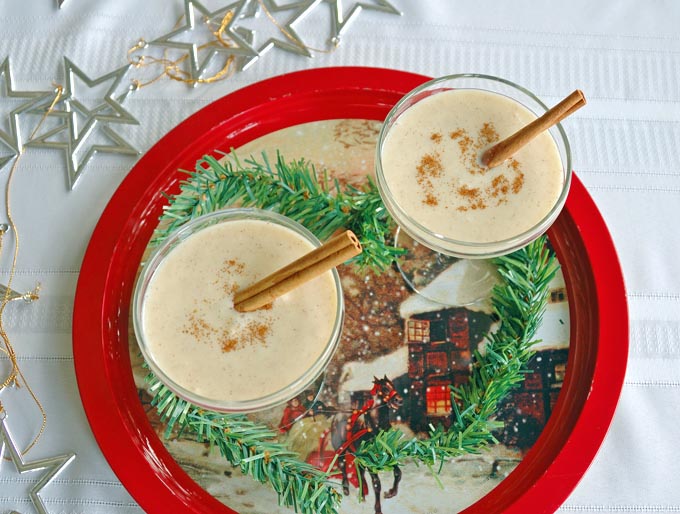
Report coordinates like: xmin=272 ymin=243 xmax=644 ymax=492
xmin=399 ymin=260 xmax=570 ymax=433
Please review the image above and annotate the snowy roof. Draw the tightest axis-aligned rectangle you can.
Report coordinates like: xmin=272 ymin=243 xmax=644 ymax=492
xmin=399 ymin=263 xmax=570 ymax=349
xmin=339 ymin=346 xmax=409 ymax=395
xmin=399 ymin=259 xmax=498 ymax=318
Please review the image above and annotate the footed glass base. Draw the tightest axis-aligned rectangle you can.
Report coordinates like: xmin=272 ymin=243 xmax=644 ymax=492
xmin=394 ymin=227 xmax=500 ymax=307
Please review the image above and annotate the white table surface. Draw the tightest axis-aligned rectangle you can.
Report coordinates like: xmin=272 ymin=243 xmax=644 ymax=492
xmin=1 ymin=1 xmax=679 ymax=513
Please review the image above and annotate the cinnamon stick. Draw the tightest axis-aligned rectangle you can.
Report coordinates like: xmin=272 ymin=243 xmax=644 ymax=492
xmin=233 ymin=230 xmax=361 ymax=312
xmin=481 ymin=89 xmax=586 ymax=169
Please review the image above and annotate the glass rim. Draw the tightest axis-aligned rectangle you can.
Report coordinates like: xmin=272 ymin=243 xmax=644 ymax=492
xmin=132 ymin=207 xmax=345 ymax=413
xmin=375 ymin=73 xmax=573 ymax=258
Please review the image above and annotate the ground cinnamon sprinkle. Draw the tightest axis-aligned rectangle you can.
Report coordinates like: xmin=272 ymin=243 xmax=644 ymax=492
xmin=418 ymin=122 xmax=527 ymax=212
xmin=456 ymin=134 xmax=473 ymax=155
xmin=424 ymin=192 xmax=438 ymax=206
xmin=216 ymin=259 xmax=246 ymax=294
xmin=509 ymin=158 xmax=525 ymax=193
xmin=488 ymin=174 xmax=511 ymax=205
xmin=449 ymin=127 xmax=484 ymax=175
xmin=455 ymin=185 xmax=487 ymax=211
xmin=221 ymin=320 xmax=272 ymax=353
xmin=449 ymin=122 xmax=524 ymax=211
xmin=188 ymin=256 xmax=274 ymax=353
xmin=416 ymin=152 xmax=443 ymax=181
xmin=416 ymin=152 xmax=443 ymax=206
xmin=182 ymin=310 xmax=218 ymax=340
xmin=457 ymin=198 xmax=487 ymax=212
xmin=480 ymin=122 xmax=499 ymax=144
xmin=224 ymin=259 xmax=245 ymax=273
xmin=183 ymin=307 xmax=273 ymax=353
xmin=472 ymin=198 xmax=487 ymax=210
xmin=457 ymin=184 xmax=481 ymax=199
xmin=220 ymin=336 xmax=239 ymax=353
xmin=490 ymin=174 xmax=510 ymax=196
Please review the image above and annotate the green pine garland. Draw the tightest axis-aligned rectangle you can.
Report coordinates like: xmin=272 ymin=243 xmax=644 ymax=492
xmin=143 ymin=152 xmax=559 ymax=514
xmin=152 ymin=151 xmax=405 ymax=272
xmin=352 ymin=240 xmax=558 ymax=472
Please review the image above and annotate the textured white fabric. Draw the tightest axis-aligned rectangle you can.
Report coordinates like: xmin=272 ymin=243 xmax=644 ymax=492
xmin=1 ymin=0 xmax=679 ymax=512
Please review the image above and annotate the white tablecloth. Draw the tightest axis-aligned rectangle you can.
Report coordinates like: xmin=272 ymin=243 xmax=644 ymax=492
xmin=1 ymin=1 xmax=679 ymax=512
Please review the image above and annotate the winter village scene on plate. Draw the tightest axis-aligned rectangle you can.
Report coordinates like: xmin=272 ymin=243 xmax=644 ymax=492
xmin=129 ymin=120 xmax=571 ymax=514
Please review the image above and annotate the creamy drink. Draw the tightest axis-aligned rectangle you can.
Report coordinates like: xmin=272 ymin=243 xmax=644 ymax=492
xmin=134 ymin=209 xmax=342 ymax=412
xmin=377 ymin=76 xmax=570 ymax=258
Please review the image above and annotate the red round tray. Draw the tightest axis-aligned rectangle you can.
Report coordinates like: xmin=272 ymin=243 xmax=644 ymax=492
xmin=72 ymin=67 xmax=628 ymax=514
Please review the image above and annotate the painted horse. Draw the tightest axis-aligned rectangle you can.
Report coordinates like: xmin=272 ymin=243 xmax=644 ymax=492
xmin=326 ymin=375 xmax=404 ymax=514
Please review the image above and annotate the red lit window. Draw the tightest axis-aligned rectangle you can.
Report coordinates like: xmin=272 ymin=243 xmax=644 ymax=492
xmin=426 ymin=385 xmax=451 ymax=416
xmin=407 ymin=319 xmax=430 ymax=342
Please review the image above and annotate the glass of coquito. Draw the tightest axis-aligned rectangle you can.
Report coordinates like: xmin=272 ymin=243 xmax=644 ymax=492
xmin=375 ymin=74 xmax=575 ymax=305
xmin=132 ymin=208 xmax=345 ymax=413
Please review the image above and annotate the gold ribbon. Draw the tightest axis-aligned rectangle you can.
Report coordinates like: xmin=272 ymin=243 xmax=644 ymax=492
xmin=126 ymin=3 xmax=335 ymax=90
xmin=0 ymin=86 xmax=62 ymax=455
xmin=127 ymin=11 xmax=237 ymax=89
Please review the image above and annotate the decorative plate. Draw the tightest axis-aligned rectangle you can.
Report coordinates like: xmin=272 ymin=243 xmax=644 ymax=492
xmin=72 ymin=67 xmax=628 ymax=514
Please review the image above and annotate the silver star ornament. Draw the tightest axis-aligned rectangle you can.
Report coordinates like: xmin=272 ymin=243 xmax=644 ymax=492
xmin=148 ymin=0 xmax=257 ymax=86
xmin=234 ymin=0 xmax=322 ymax=70
xmin=0 ymin=409 xmax=76 ymax=514
xmin=326 ymin=0 xmax=401 ymax=46
xmin=26 ymin=58 xmax=139 ymax=190
xmin=0 ymin=57 xmax=52 ymax=170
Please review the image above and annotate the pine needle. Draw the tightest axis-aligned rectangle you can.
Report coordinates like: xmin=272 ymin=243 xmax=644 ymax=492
xmin=151 ymin=151 xmax=405 ymax=273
